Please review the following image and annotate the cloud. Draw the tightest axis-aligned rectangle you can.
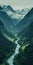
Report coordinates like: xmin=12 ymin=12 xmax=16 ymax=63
xmin=0 ymin=0 xmax=33 ymax=9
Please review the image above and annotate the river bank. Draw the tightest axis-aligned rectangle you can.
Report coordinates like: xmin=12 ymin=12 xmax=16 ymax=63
xmin=7 ymin=38 xmax=20 ymax=65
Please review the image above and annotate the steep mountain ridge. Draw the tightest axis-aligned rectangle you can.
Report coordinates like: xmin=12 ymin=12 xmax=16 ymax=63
xmin=13 ymin=8 xmax=33 ymax=37
xmin=0 ymin=10 xmax=15 ymax=34
xmin=0 ymin=20 xmax=15 ymax=38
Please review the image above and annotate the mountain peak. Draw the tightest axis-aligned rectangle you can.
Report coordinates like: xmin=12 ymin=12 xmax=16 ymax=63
xmin=7 ymin=5 xmax=14 ymax=12
xmin=0 ymin=5 xmax=14 ymax=12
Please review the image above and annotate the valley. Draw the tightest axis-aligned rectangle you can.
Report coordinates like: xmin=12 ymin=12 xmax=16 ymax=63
xmin=0 ymin=5 xmax=33 ymax=65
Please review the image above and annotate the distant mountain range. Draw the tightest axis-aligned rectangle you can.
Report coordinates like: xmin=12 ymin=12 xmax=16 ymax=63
xmin=15 ymin=8 xmax=29 ymax=15
xmin=0 ymin=5 xmax=14 ymax=12
xmin=0 ymin=5 xmax=33 ymax=38
xmin=0 ymin=5 xmax=33 ymax=65
xmin=0 ymin=5 xmax=29 ymax=13
xmin=0 ymin=5 xmax=21 ymax=26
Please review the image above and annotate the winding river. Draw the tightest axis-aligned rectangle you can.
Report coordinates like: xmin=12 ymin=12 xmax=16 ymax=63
xmin=7 ymin=38 xmax=20 ymax=65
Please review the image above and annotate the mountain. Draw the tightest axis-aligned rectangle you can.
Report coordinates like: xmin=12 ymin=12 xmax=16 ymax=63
xmin=7 ymin=5 xmax=15 ymax=12
xmin=0 ymin=5 xmax=29 ymax=26
xmin=18 ymin=19 xmax=33 ymax=38
xmin=0 ymin=5 xmax=21 ymax=35
xmin=13 ymin=8 xmax=33 ymax=65
xmin=0 ymin=5 xmax=14 ymax=12
xmin=3 ymin=5 xmax=15 ymax=12
xmin=17 ymin=8 xmax=33 ymax=37
xmin=13 ymin=8 xmax=33 ymax=37
xmin=3 ymin=5 xmax=29 ymax=26
xmin=0 ymin=20 xmax=15 ymax=38
xmin=0 ymin=5 xmax=30 ymax=36
xmin=0 ymin=5 xmax=22 ymax=26
xmin=0 ymin=10 xmax=15 ymax=34
xmin=15 ymin=8 xmax=29 ymax=15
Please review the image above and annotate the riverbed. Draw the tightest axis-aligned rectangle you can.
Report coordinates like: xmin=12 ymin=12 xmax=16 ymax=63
xmin=7 ymin=38 xmax=20 ymax=65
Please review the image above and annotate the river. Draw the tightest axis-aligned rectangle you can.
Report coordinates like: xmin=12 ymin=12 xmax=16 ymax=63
xmin=7 ymin=38 xmax=20 ymax=65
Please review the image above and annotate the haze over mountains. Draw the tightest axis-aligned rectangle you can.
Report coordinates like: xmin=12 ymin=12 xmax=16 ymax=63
xmin=0 ymin=5 xmax=29 ymax=35
xmin=0 ymin=5 xmax=33 ymax=38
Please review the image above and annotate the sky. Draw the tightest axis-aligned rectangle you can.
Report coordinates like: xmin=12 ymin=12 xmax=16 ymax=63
xmin=0 ymin=0 xmax=33 ymax=9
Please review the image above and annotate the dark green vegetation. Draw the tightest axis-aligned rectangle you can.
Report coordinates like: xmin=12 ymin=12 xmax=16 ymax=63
xmin=0 ymin=31 xmax=16 ymax=65
xmin=13 ymin=37 xmax=33 ymax=65
xmin=0 ymin=21 xmax=16 ymax=65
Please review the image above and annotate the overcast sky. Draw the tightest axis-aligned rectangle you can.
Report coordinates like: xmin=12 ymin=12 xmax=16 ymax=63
xmin=0 ymin=0 xmax=33 ymax=9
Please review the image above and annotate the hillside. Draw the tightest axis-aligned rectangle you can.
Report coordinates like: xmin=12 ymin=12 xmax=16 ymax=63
xmin=17 ymin=8 xmax=33 ymax=38
xmin=0 ymin=21 xmax=16 ymax=64
xmin=13 ymin=8 xmax=33 ymax=37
